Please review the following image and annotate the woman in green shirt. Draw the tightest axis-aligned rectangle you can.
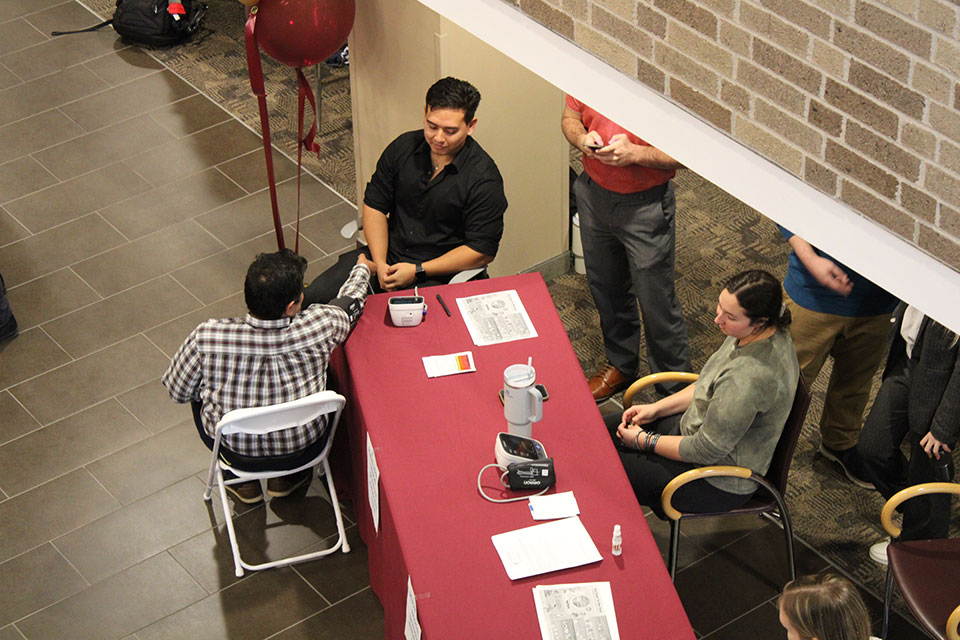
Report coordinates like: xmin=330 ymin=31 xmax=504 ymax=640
xmin=607 ymin=270 xmax=800 ymax=516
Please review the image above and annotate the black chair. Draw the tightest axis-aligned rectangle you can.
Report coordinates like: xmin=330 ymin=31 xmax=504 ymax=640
xmin=623 ymin=372 xmax=811 ymax=581
xmin=877 ymin=482 xmax=960 ymax=639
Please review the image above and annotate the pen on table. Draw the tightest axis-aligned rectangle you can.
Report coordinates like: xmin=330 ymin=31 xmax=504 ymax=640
xmin=436 ymin=293 xmax=452 ymax=317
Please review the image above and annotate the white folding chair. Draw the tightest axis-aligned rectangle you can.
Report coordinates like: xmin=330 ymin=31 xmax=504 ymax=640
xmin=202 ymin=390 xmax=351 ymax=577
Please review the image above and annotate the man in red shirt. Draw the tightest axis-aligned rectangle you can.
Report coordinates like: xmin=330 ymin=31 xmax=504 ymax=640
xmin=562 ymin=97 xmax=691 ymax=401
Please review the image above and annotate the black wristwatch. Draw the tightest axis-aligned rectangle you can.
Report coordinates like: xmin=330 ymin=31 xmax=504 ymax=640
xmin=415 ymin=263 xmax=427 ymax=283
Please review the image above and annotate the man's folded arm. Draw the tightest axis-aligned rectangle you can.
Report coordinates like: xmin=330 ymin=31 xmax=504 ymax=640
xmin=421 ymin=245 xmax=493 ymax=278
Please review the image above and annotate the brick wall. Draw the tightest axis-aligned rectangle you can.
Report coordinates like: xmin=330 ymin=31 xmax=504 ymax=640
xmin=502 ymin=0 xmax=960 ymax=272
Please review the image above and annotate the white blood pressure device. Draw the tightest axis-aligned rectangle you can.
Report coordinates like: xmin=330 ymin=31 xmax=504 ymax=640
xmin=479 ymin=433 xmax=554 ymax=503
xmin=494 ymin=432 xmax=548 ymax=467
xmin=387 ymin=295 xmax=426 ymax=327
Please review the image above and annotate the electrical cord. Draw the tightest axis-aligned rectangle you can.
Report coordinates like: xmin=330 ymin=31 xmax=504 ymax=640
xmin=477 ymin=463 xmax=550 ymax=503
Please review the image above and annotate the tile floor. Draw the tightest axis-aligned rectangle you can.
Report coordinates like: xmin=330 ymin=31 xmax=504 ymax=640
xmin=0 ymin=2 xmax=930 ymax=638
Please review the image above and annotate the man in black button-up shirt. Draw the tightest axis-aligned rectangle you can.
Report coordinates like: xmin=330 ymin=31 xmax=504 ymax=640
xmin=304 ymin=77 xmax=507 ymax=304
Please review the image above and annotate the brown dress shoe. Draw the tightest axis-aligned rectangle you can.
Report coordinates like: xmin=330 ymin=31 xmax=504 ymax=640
xmin=225 ymin=480 xmax=263 ymax=504
xmin=587 ymin=364 xmax=631 ymax=402
xmin=267 ymin=468 xmax=313 ymax=498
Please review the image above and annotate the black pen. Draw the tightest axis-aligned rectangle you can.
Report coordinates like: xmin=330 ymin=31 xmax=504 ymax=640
xmin=436 ymin=293 xmax=452 ymax=317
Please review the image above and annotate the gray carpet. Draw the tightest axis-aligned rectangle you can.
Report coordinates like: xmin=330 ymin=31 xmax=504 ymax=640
xmin=77 ymin=0 xmax=957 ymax=615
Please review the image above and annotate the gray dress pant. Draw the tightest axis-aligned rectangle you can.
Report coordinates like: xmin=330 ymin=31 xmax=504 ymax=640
xmin=574 ymin=173 xmax=691 ymax=392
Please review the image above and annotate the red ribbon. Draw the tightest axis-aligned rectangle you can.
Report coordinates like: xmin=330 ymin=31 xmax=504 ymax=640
xmin=244 ymin=7 xmax=286 ymax=251
xmin=294 ymin=69 xmax=327 ymax=255
xmin=244 ymin=9 xmax=329 ymax=255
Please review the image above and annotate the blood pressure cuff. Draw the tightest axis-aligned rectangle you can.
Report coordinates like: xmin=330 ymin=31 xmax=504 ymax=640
xmin=329 ymin=295 xmax=363 ymax=326
xmin=506 ymin=458 xmax=555 ymax=490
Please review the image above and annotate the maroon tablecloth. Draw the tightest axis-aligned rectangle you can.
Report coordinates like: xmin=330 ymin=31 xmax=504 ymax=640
xmin=329 ymin=273 xmax=694 ymax=639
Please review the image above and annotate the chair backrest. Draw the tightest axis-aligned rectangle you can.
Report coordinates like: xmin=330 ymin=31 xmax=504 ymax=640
xmin=762 ymin=375 xmax=811 ymax=493
xmin=216 ymin=390 xmax=345 ymax=438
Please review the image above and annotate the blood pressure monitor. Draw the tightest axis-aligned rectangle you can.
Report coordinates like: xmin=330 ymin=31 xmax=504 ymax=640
xmin=495 ymin=432 xmax=548 ymax=468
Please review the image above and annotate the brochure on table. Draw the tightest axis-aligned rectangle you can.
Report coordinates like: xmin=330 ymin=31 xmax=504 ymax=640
xmin=533 ymin=582 xmax=620 ymax=640
xmin=456 ymin=289 xmax=538 ymax=346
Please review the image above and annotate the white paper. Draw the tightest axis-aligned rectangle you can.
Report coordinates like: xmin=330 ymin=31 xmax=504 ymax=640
xmin=533 ymin=582 xmax=621 ymax=640
xmin=366 ymin=433 xmax=380 ymax=535
xmin=421 ymin=351 xmax=476 ymax=378
xmin=456 ymin=289 xmax=538 ymax=346
xmin=404 ymin=575 xmax=422 ymax=640
xmin=529 ymin=491 xmax=581 ymax=521
xmin=490 ymin=516 xmax=602 ymax=580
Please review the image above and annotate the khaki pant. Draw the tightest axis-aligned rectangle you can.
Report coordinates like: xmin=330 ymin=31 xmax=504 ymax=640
xmin=785 ymin=292 xmax=893 ymax=451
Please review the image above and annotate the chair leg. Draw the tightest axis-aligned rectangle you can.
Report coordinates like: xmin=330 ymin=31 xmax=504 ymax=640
xmin=215 ymin=468 xmax=245 ymax=577
xmin=882 ymin=566 xmax=894 ymax=639
xmin=202 ymin=450 xmax=219 ymax=501
xmin=322 ymin=459 xmax=350 ymax=554
xmin=764 ymin=485 xmax=797 ymax=583
xmin=668 ymin=519 xmax=680 ymax=582
xmin=778 ymin=509 xmax=796 ymax=583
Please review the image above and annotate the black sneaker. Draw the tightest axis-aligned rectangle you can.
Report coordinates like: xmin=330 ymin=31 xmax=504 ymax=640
xmin=0 ymin=314 xmax=18 ymax=342
xmin=324 ymin=43 xmax=349 ymax=68
xmin=819 ymin=444 xmax=874 ymax=490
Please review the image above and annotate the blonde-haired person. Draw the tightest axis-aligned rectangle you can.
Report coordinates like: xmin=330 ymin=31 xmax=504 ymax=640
xmin=779 ymin=574 xmax=878 ymax=640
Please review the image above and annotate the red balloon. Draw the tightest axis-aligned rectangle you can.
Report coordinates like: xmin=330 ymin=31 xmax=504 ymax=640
xmin=254 ymin=0 xmax=356 ymax=68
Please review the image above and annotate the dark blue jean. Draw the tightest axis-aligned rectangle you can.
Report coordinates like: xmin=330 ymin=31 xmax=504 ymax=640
xmin=0 ymin=271 xmax=12 ymax=324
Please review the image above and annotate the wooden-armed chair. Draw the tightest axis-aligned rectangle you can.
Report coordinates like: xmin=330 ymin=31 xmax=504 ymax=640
xmin=622 ymin=371 xmax=811 ymax=582
xmin=202 ymin=390 xmax=351 ymax=577
xmin=877 ymin=482 xmax=960 ymax=640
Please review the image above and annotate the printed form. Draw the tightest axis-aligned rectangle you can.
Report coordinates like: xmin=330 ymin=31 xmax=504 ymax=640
xmin=533 ymin=582 xmax=620 ymax=640
xmin=456 ymin=289 xmax=538 ymax=346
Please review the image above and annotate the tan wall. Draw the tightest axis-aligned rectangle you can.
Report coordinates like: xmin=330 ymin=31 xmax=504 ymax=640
xmin=349 ymin=1 xmax=439 ymax=196
xmin=349 ymin=2 xmax=569 ymax=278
xmin=501 ymin=0 xmax=960 ymax=273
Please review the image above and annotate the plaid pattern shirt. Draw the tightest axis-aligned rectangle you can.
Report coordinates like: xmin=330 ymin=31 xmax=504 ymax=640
xmin=162 ymin=264 xmax=370 ymax=457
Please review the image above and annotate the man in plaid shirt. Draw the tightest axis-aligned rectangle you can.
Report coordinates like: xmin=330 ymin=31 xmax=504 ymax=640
xmin=162 ymin=249 xmax=374 ymax=504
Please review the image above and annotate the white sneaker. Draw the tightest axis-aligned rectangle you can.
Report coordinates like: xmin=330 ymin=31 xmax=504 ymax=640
xmin=869 ymin=538 xmax=890 ymax=565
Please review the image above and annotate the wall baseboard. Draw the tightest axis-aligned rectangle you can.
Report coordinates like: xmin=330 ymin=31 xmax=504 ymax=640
xmin=521 ymin=251 xmax=571 ymax=283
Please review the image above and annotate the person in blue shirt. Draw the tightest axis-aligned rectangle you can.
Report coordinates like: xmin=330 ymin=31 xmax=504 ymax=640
xmin=780 ymin=227 xmax=898 ymax=487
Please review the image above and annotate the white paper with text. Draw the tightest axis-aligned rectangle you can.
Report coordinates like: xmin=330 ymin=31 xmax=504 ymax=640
xmin=491 ymin=516 xmax=601 ymax=580
xmin=533 ymin=582 xmax=620 ymax=640
xmin=456 ymin=289 xmax=538 ymax=346
xmin=366 ymin=432 xmax=380 ymax=535
xmin=404 ymin=575 xmax=422 ymax=640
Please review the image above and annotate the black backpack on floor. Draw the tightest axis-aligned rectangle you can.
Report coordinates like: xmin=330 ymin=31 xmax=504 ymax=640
xmin=52 ymin=0 xmax=207 ymax=47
